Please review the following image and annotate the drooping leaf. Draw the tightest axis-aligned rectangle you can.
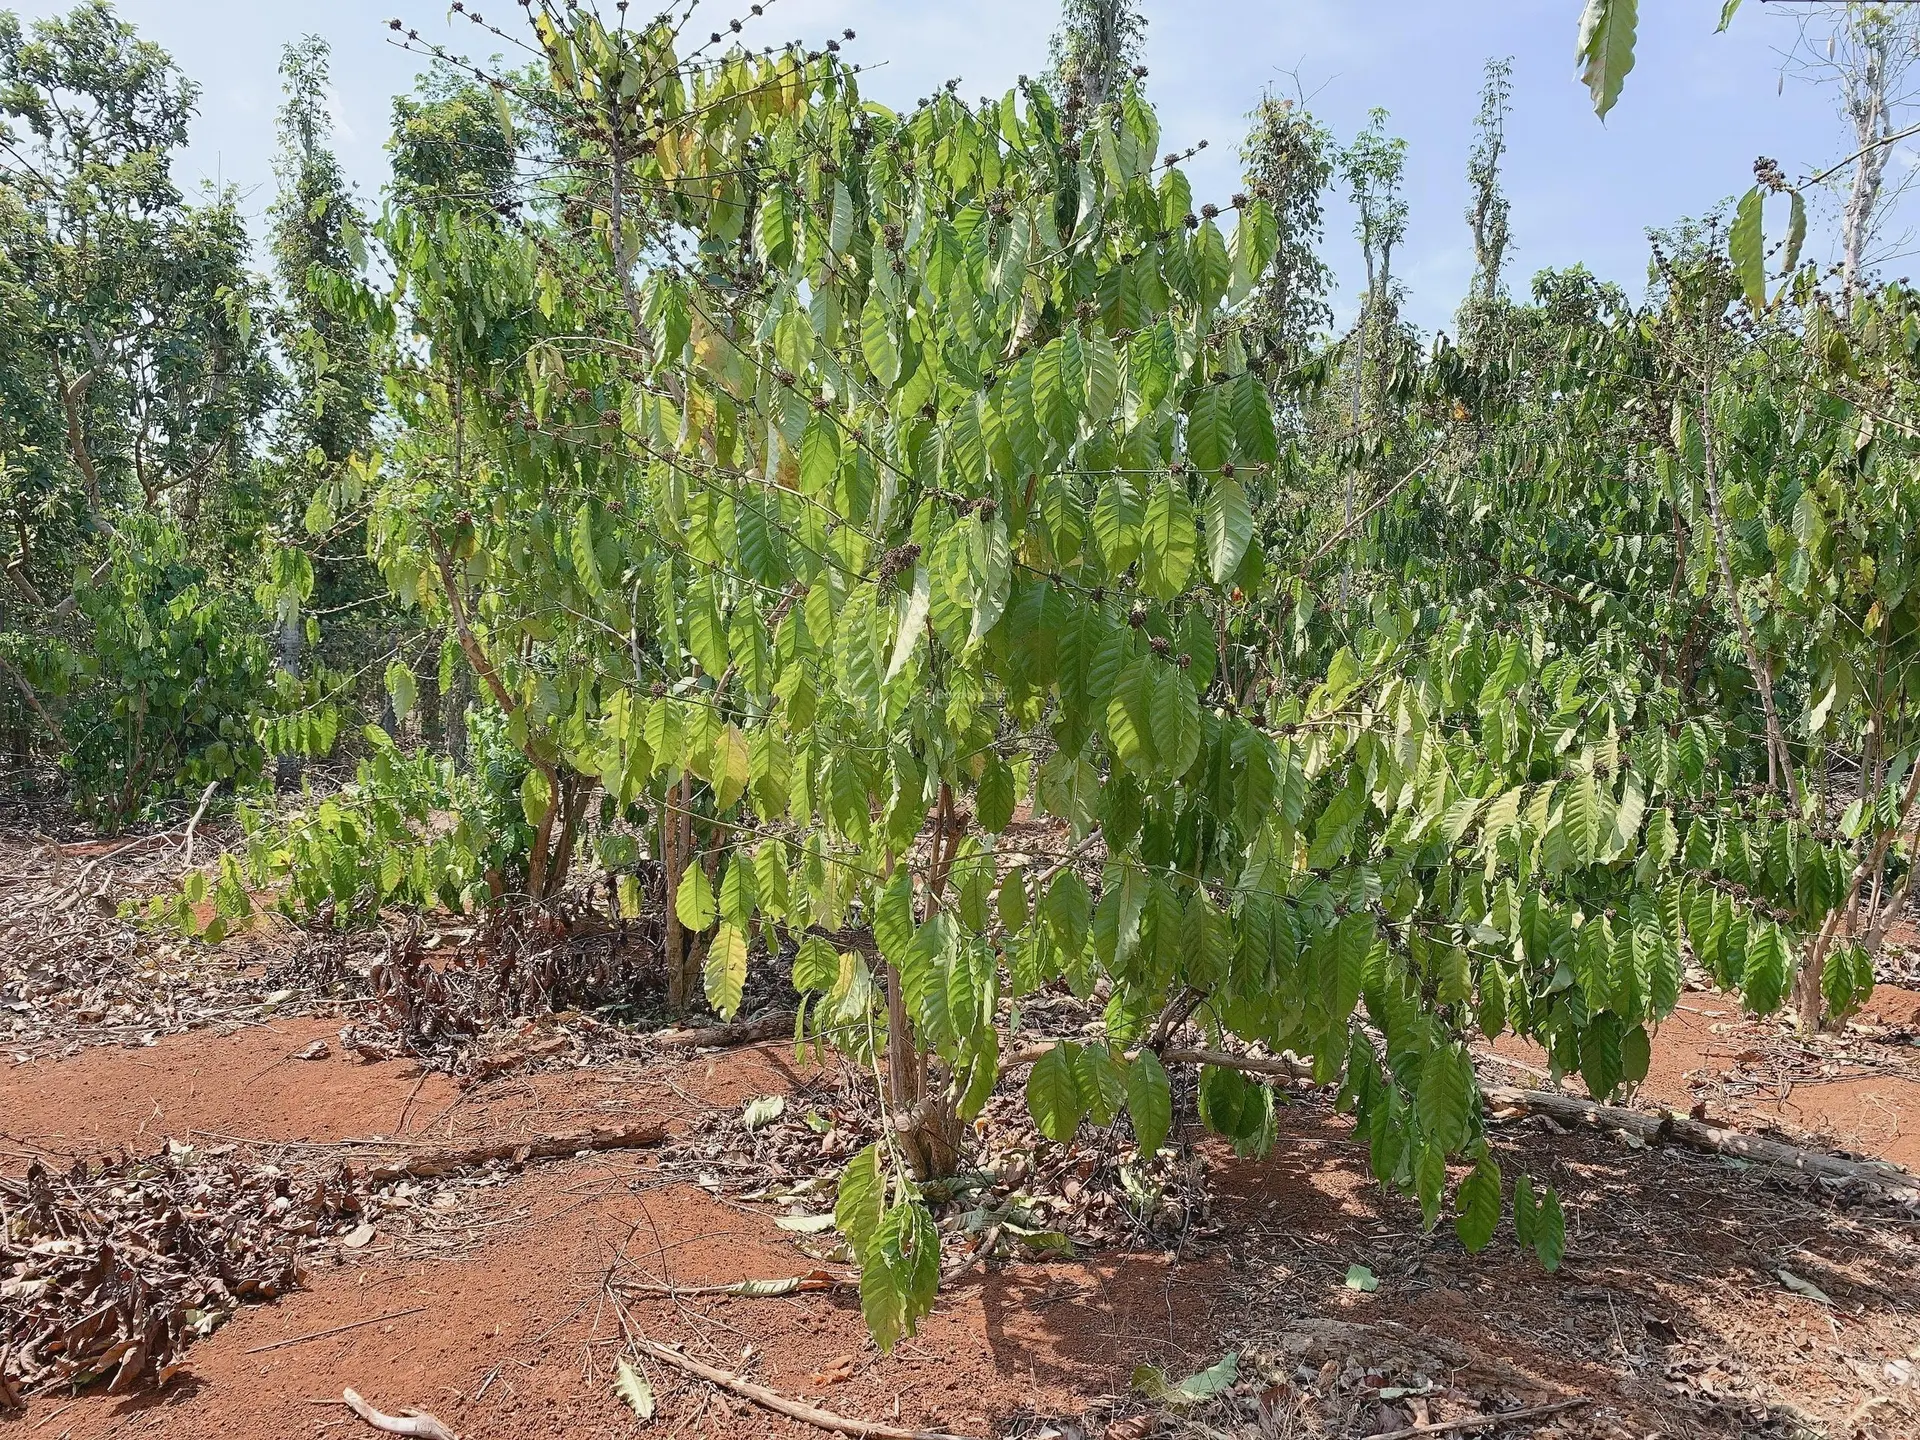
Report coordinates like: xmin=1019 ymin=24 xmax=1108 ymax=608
xmin=1454 ymin=1155 xmax=1501 ymax=1254
xmin=1577 ymin=0 xmax=1638 ymax=120
xmin=1127 ymin=1048 xmax=1173 ymax=1156
xmin=1731 ymin=186 xmax=1766 ymax=313
xmin=1027 ymin=1041 xmax=1086 ymax=1143
xmin=1203 ymin=476 xmax=1253 ymax=586
xmin=834 ymin=1141 xmax=886 ymax=1260
xmin=676 ymin=864 xmax=717 ymax=931
xmin=703 ymin=921 xmax=749 ymax=1017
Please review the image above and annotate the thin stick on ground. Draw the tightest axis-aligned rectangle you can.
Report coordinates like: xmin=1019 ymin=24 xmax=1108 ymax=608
xmin=341 ymin=1387 xmax=458 ymax=1440
xmin=241 ymin=1306 xmax=428 ymax=1356
xmin=626 ymin=1335 xmax=977 ymax=1440
xmin=1364 ymin=1396 xmax=1588 ymax=1440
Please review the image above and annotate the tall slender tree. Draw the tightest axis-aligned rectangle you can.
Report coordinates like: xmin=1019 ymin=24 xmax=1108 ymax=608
xmin=1336 ymin=109 xmax=1408 ymax=603
xmin=1046 ymin=0 xmax=1147 ymax=110
xmin=1786 ymin=4 xmax=1920 ymax=293
xmin=265 ymin=36 xmax=377 ymax=783
xmin=1239 ymin=91 xmax=1335 ymax=376
xmin=1463 ymin=58 xmax=1515 ymax=322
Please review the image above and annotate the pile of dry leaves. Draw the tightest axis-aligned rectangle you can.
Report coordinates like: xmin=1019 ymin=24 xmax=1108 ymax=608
xmin=1041 ymin=1319 xmax=1594 ymax=1440
xmin=0 ymin=819 xmax=362 ymax=1060
xmin=0 ymin=1142 xmax=349 ymax=1405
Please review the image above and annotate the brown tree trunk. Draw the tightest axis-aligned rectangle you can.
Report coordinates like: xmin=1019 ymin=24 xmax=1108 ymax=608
xmin=1796 ymin=757 xmax=1920 ymax=1028
xmin=886 ymin=784 xmax=965 ymax=1180
xmin=417 ymin=640 xmax=443 ymax=752
xmin=663 ymin=774 xmax=701 ymax=1013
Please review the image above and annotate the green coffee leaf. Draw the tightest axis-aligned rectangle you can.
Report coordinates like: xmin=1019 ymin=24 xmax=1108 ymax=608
xmin=1203 ymin=476 xmax=1253 ymax=585
xmin=1027 ymin=1041 xmax=1086 ymax=1143
xmin=1731 ymin=185 xmax=1765 ymax=313
xmin=1127 ymin=1048 xmax=1173 ymax=1156
xmin=1454 ymin=1155 xmax=1501 ymax=1254
xmin=834 ymin=1141 xmax=886 ymax=1261
xmin=861 ymin=1200 xmax=939 ymax=1352
xmin=676 ymin=864 xmax=716 ymax=931
xmin=703 ymin=922 xmax=749 ymax=1017
xmin=1577 ymin=0 xmax=1638 ymax=120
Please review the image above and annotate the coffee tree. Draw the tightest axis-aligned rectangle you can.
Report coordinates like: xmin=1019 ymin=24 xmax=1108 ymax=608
xmin=152 ymin=1 xmax=1889 ymax=1356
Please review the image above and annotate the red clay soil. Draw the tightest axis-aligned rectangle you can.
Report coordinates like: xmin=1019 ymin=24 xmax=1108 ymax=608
xmin=2 ymin=1019 xmax=458 ymax=1160
xmin=4 ymin=998 xmax=1917 ymax=1439
xmin=3 ymin=1035 xmax=1218 ymax=1440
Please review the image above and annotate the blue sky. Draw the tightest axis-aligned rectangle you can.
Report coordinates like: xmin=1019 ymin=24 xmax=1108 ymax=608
xmin=8 ymin=0 xmax=1905 ymax=336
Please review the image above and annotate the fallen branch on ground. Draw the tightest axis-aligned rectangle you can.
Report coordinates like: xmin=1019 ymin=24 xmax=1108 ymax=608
xmin=352 ymin=1124 xmax=665 ymax=1183
xmin=627 ymin=1336 xmax=975 ymax=1440
xmin=1481 ymin=1084 xmax=1920 ymax=1195
xmin=1005 ymin=1041 xmax=1920 ymax=1196
xmin=618 ymin=1270 xmax=853 ymax=1299
xmin=652 ymin=1010 xmax=796 ymax=1049
xmin=1365 ymin=1397 xmax=1588 ymax=1440
xmin=342 ymin=1388 xmax=458 ymax=1440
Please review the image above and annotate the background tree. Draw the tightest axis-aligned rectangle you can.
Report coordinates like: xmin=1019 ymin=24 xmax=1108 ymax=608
xmin=1047 ymin=0 xmax=1147 ymax=110
xmin=1461 ymin=57 xmax=1514 ymax=329
xmin=388 ymin=65 xmax=518 ymax=220
xmin=1784 ymin=3 xmax=1920 ymax=293
xmin=0 ymin=0 xmax=278 ymax=820
xmin=1334 ymin=108 xmax=1409 ymax=603
xmin=264 ymin=34 xmax=378 ymax=787
xmin=1238 ymin=90 xmax=1334 ymax=381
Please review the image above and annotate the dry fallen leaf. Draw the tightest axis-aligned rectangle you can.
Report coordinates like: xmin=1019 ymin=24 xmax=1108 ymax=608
xmin=342 ymin=1222 xmax=376 ymax=1249
xmin=809 ymin=1355 xmax=856 ymax=1386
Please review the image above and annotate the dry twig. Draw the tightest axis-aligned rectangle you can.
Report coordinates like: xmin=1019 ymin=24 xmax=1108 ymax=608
xmin=1365 ymin=1396 xmax=1588 ymax=1440
xmin=241 ymin=1306 xmax=428 ymax=1356
xmin=627 ymin=1335 xmax=976 ymax=1440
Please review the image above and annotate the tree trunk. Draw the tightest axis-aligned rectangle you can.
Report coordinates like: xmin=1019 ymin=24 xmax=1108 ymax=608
xmin=417 ymin=641 xmax=443 ymax=751
xmin=886 ymin=784 xmax=966 ymax=1180
xmin=663 ymin=774 xmax=701 ymax=1013
xmin=4 ymin=722 xmax=29 ymax=790
xmin=1840 ymin=26 xmax=1892 ymax=297
xmin=1796 ymin=757 xmax=1920 ymax=1028
xmin=446 ymin=657 xmax=473 ymax=766
xmin=274 ymin=614 xmax=303 ymax=790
